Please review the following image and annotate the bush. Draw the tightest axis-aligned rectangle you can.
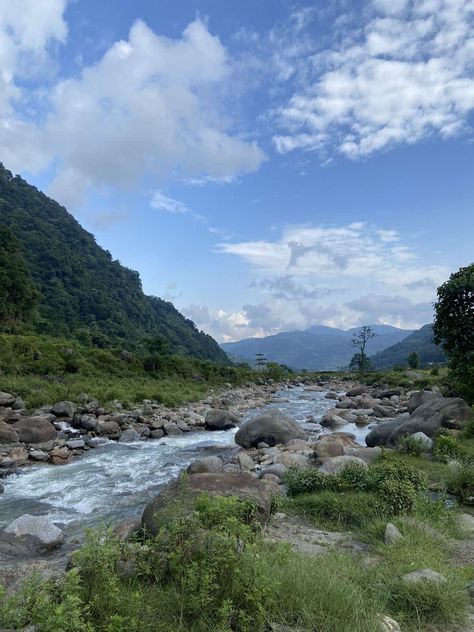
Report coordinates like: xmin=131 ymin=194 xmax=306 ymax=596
xmin=433 ymin=434 xmax=463 ymax=462
xmin=397 ymin=435 xmax=429 ymax=457
xmin=283 ymin=466 xmax=332 ymax=495
xmin=368 ymin=462 xmax=428 ymax=493
xmin=376 ymin=478 xmax=417 ymax=514
xmin=447 ymin=462 xmax=474 ymax=502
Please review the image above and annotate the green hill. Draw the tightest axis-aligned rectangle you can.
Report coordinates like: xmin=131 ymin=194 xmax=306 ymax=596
xmin=0 ymin=163 xmax=227 ymax=362
xmin=370 ymin=324 xmax=446 ymax=368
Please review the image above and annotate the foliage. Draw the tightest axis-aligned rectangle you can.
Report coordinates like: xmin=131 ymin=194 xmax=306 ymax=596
xmin=433 ymin=263 xmax=474 ymax=403
xmin=349 ymin=352 xmax=372 ymax=372
xmin=397 ymin=435 xmax=430 ymax=457
xmin=0 ymin=224 xmax=39 ymax=331
xmin=351 ymin=326 xmax=375 ymax=372
xmin=371 ymin=324 xmax=446 ymax=370
xmin=447 ymin=462 xmax=474 ymax=502
xmin=0 ymin=164 xmax=227 ymax=362
xmin=432 ymin=433 xmax=463 ymax=462
xmin=407 ymin=351 xmax=420 ymax=369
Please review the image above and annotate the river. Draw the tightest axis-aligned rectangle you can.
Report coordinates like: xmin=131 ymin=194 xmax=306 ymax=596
xmin=0 ymin=386 xmax=368 ymax=539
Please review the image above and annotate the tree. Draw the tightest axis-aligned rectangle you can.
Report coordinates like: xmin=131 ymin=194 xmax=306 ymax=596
xmin=351 ymin=326 xmax=375 ymax=372
xmin=433 ymin=264 xmax=474 ymax=403
xmin=143 ymin=336 xmax=171 ymax=372
xmin=407 ymin=351 xmax=420 ymax=369
xmin=0 ymin=224 xmax=39 ymax=331
xmin=255 ymin=353 xmax=267 ymax=369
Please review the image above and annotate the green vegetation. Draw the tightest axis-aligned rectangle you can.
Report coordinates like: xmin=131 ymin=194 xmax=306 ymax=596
xmin=0 ymin=332 xmax=265 ymax=408
xmin=433 ymin=263 xmax=474 ymax=404
xmin=371 ymin=324 xmax=446 ymax=369
xmin=407 ymin=351 xmax=419 ymax=369
xmin=1 ymin=486 xmax=471 ymax=632
xmin=0 ymin=163 xmax=227 ymax=361
xmin=350 ymin=325 xmax=375 ymax=373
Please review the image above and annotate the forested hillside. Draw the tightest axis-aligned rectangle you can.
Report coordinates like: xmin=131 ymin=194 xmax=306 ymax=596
xmin=0 ymin=164 xmax=227 ymax=362
xmin=370 ymin=324 xmax=446 ymax=368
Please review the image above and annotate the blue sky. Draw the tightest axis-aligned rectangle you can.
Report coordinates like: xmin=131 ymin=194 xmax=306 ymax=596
xmin=1 ymin=0 xmax=473 ymax=341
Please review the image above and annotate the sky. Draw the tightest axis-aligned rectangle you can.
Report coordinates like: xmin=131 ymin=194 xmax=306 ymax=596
xmin=1 ymin=0 xmax=473 ymax=342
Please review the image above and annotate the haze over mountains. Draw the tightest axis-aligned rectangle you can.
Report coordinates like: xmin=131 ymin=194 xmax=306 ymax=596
xmin=221 ymin=324 xmax=416 ymax=370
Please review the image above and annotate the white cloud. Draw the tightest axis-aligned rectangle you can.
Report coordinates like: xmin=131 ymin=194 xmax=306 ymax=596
xmin=273 ymin=0 xmax=474 ymax=158
xmin=151 ymin=191 xmax=189 ymax=214
xmin=1 ymin=16 xmax=265 ymax=206
xmin=210 ymin=221 xmax=449 ymax=339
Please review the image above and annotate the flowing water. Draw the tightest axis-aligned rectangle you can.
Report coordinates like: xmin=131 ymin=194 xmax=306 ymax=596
xmin=0 ymin=386 xmax=369 ymax=539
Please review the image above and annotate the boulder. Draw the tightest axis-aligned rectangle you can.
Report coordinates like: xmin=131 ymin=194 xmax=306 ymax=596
xmin=205 ymin=409 xmax=239 ymax=431
xmin=150 ymin=429 xmax=164 ymax=439
xmin=407 ymin=390 xmax=442 ymax=414
xmin=379 ymin=615 xmax=402 ymax=632
xmin=0 ymin=392 xmax=15 ymax=407
xmin=384 ymin=523 xmax=403 ymax=545
xmin=29 ymin=450 xmax=49 ymax=462
xmin=314 ymin=433 xmax=360 ymax=459
xmin=273 ymin=452 xmax=309 ymax=468
xmin=119 ymin=428 xmax=141 ymax=443
xmin=344 ymin=446 xmax=383 ymax=465
xmin=365 ymin=414 xmax=409 ymax=447
xmin=346 ymin=385 xmax=370 ymax=397
xmin=261 ymin=463 xmax=287 ymax=480
xmin=319 ymin=455 xmax=368 ymax=474
xmin=96 ymin=420 xmax=121 ymax=436
xmin=402 ymin=568 xmax=446 ymax=585
xmin=409 ymin=432 xmax=433 ymax=450
xmin=10 ymin=417 xmax=57 ymax=444
xmin=79 ymin=415 xmax=98 ymax=431
xmin=235 ymin=410 xmax=307 ymax=448
xmin=1 ymin=514 xmax=64 ymax=552
xmin=458 ymin=513 xmax=474 ymax=534
xmin=51 ymin=401 xmax=77 ymax=418
xmin=238 ymin=452 xmax=255 ymax=472
xmin=66 ymin=439 xmax=85 ymax=449
xmin=7 ymin=445 xmax=28 ymax=466
xmin=320 ymin=412 xmax=348 ymax=428
xmin=49 ymin=447 xmax=71 ymax=465
xmin=163 ymin=422 xmax=182 ymax=436
xmin=186 ymin=456 xmax=224 ymax=474
xmin=387 ymin=396 xmax=471 ymax=447
xmin=0 ymin=421 xmax=19 ymax=444
xmin=142 ymin=472 xmax=273 ymax=535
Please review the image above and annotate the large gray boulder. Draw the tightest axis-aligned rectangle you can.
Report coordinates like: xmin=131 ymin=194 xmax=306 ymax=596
xmin=0 ymin=514 xmax=64 ymax=553
xmin=186 ymin=456 xmax=224 ymax=474
xmin=10 ymin=417 xmax=57 ymax=444
xmin=0 ymin=421 xmax=19 ymax=444
xmin=407 ymin=391 xmax=442 ymax=414
xmin=205 ymin=409 xmax=239 ymax=431
xmin=365 ymin=415 xmax=409 ymax=447
xmin=51 ymin=401 xmax=77 ymax=418
xmin=0 ymin=392 xmax=15 ymax=407
xmin=142 ymin=472 xmax=272 ymax=535
xmin=387 ymin=396 xmax=471 ymax=447
xmin=319 ymin=455 xmax=368 ymax=474
xmin=235 ymin=410 xmax=307 ymax=448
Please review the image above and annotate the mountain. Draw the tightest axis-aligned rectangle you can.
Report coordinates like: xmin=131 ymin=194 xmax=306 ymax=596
xmin=221 ymin=324 xmax=414 ymax=370
xmin=0 ymin=164 xmax=227 ymax=362
xmin=370 ymin=324 xmax=446 ymax=369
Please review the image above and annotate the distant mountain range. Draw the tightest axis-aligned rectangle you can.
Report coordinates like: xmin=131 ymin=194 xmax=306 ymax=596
xmin=370 ymin=324 xmax=445 ymax=369
xmin=221 ymin=324 xmax=415 ymax=370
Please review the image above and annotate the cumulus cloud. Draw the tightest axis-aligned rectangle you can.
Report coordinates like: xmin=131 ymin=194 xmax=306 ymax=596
xmin=273 ymin=0 xmax=474 ymax=158
xmin=1 ymin=14 xmax=265 ymax=206
xmin=209 ymin=221 xmax=448 ymax=339
xmin=151 ymin=191 xmax=189 ymax=214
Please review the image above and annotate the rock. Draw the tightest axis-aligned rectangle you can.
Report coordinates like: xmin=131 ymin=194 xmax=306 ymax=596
xmin=12 ymin=397 xmax=26 ymax=410
xmin=10 ymin=417 xmax=57 ymax=444
xmin=257 ymin=441 xmax=270 ymax=449
xmin=66 ymin=439 xmax=85 ymax=449
xmin=377 ymin=388 xmax=402 ymax=399
xmin=379 ymin=615 xmax=402 ymax=632
xmin=458 ymin=513 xmax=474 ymax=533
xmin=286 ymin=439 xmax=310 ymax=451
xmin=346 ymin=385 xmax=370 ymax=397
xmin=51 ymin=401 xmax=77 ymax=418
xmin=119 ymin=428 xmax=141 ymax=443
xmin=163 ymin=422 xmax=182 ymax=436
xmin=29 ymin=450 xmax=49 ymax=462
xmin=96 ymin=420 xmax=121 ymax=436
xmin=314 ymin=432 xmax=360 ymax=459
xmin=142 ymin=472 xmax=273 ymax=535
xmin=235 ymin=410 xmax=307 ymax=449
xmin=186 ymin=456 xmax=224 ymax=474
xmin=384 ymin=523 xmax=403 ymax=545
xmin=7 ymin=446 xmax=28 ymax=466
xmin=407 ymin=390 xmax=442 ymax=414
xmin=386 ymin=395 xmax=471 ymax=447
xmin=320 ymin=412 xmax=348 ymax=428
xmin=49 ymin=447 xmax=71 ymax=465
xmin=325 ymin=392 xmax=339 ymax=400
xmin=79 ymin=415 xmax=98 ymax=431
xmin=205 ymin=409 xmax=239 ymax=430
xmin=409 ymin=432 xmax=433 ymax=450
xmin=344 ymin=446 xmax=383 ymax=465
xmin=355 ymin=415 xmax=369 ymax=426
xmin=261 ymin=463 xmax=287 ymax=480
xmin=365 ymin=414 xmax=410 ymax=447
xmin=0 ymin=421 xmax=19 ymax=444
xmin=113 ymin=518 xmax=141 ymax=541
xmin=150 ymin=429 xmax=164 ymax=439
xmin=2 ymin=514 xmax=64 ymax=552
xmin=238 ymin=452 xmax=255 ymax=472
xmin=402 ymin=568 xmax=446 ymax=585
xmin=0 ymin=392 xmax=15 ymax=406
xmin=319 ymin=455 xmax=368 ymax=474
xmin=273 ymin=452 xmax=309 ymax=468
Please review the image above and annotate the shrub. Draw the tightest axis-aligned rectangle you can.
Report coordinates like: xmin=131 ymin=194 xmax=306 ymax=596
xmin=433 ymin=434 xmax=463 ymax=462
xmin=283 ymin=466 xmax=332 ymax=495
xmin=447 ymin=462 xmax=474 ymax=502
xmin=335 ymin=462 xmax=371 ymax=492
xmin=376 ymin=479 xmax=417 ymax=514
xmin=397 ymin=435 xmax=429 ymax=457
xmin=369 ymin=462 xmax=428 ymax=493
